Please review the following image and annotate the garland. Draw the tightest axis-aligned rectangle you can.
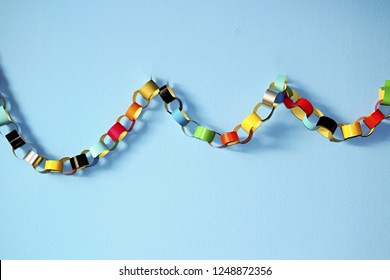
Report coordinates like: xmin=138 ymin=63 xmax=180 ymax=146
xmin=0 ymin=75 xmax=389 ymax=175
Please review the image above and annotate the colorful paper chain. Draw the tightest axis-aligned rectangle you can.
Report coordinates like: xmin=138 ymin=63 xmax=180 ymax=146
xmin=0 ymin=75 xmax=389 ymax=175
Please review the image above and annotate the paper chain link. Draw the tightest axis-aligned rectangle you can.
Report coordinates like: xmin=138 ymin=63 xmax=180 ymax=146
xmin=0 ymin=76 xmax=389 ymax=175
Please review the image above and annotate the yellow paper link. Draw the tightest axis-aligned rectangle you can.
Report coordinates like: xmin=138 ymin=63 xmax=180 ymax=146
xmin=139 ymin=80 xmax=160 ymax=100
xmin=340 ymin=122 xmax=363 ymax=139
xmin=316 ymin=128 xmax=344 ymax=142
xmin=379 ymin=87 xmax=384 ymax=100
xmin=44 ymin=160 xmax=63 ymax=173
xmin=241 ymin=113 xmax=263 ymax=133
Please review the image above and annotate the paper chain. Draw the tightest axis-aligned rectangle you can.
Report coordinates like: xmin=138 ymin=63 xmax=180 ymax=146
xmin=0 ymin=75 xmax=389 ymax=175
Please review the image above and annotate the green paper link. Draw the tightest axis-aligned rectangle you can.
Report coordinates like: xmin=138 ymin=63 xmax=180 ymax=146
xmin=193 ymin=126 xmax=216 ymax=142
xmin=286 ymin=87 xmax=294 ymax=98
xmin=383 ymin=80 xmax=390 ymax=106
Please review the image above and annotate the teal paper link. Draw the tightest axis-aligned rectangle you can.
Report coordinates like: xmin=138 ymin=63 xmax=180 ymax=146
xmin=302 ymin=114 xmax=319 ymax=130
xmin=0 ymin=107 xmax=12 ymax=126
xmin=89 ymin=141 xmax=109 ymax=158
xmin=274 ymin=74 xmax=287 ymax=92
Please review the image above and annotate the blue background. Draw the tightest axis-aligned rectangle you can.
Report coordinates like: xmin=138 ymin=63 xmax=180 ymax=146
xmin=0 ymin=0 xmax=390 ymax=259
